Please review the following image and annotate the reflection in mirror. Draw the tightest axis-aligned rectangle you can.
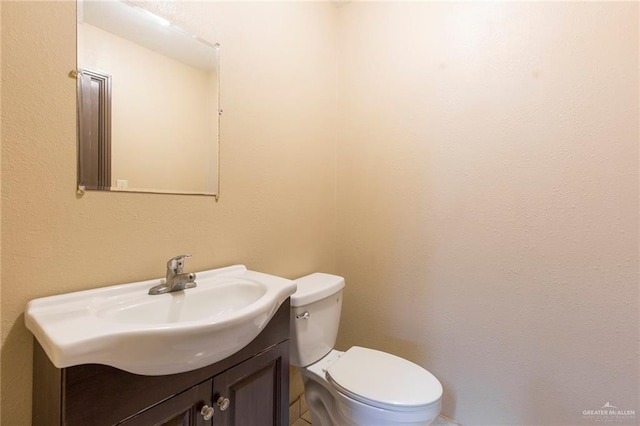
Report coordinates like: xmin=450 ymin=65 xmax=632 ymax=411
xmin=77 ymin=0 xmax=220 ymax=197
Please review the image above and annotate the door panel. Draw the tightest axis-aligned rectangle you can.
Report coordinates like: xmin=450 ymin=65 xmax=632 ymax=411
xmin=119 ymin=380 xmax=212 ymax=426
xmin=213 ymin=343 xmax=289 ymax=426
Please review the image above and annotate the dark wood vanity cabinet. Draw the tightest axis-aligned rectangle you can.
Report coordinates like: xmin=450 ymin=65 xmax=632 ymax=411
xmin=32 ymin=300 xmax=290 ymax=426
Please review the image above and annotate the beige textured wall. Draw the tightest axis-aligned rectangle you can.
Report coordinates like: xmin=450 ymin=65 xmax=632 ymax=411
xmin=336 ymin=2 xmax=638 ymax=424
xmin=1 ymin=1 xmax=336 ymax=424
xmin=0 ymin=0 xmax=3 ymax=409
xmin=79 ymin=23 xmax=217 ymax=193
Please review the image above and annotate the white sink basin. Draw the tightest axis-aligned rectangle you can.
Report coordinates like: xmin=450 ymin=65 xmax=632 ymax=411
xmin=25 ymin=265 xmax=296 ymax=375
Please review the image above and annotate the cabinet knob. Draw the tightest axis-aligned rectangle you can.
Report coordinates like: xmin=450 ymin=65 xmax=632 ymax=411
xmin=217 ymin=396 xmax=231 ymax=411
xmin=200 ymin=405 xmax=214 ymax=420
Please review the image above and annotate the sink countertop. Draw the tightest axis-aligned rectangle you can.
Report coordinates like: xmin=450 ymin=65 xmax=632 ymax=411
xmin=25 ymin=264 xmax=296 ymax=375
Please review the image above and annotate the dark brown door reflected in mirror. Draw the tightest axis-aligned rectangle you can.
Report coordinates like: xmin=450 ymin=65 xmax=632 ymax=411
xmin=77 ymin=68 xmax=111 ymax=191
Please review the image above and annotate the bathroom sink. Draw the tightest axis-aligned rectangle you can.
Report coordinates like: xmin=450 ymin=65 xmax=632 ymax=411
xmin=93 ymin=280 xmax=267 ymax=325
xmin=25 ymin=265 xmax=296 ymax=375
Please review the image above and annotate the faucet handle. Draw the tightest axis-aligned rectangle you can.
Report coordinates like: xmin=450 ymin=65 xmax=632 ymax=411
xmin=167 ymin=254 xmax=192 ymax=274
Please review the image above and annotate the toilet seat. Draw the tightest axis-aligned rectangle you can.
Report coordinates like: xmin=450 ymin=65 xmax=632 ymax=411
xmin=326 ymin=346 xmax=442 ymax=412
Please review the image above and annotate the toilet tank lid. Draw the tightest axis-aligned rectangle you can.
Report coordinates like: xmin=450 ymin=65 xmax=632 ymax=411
xmin=291 ymin=273 xmax=345 ymax=307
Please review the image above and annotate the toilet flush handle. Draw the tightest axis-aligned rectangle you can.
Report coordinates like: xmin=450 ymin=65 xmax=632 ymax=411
xmin=296 ymin=311 xmax=310 ymax=320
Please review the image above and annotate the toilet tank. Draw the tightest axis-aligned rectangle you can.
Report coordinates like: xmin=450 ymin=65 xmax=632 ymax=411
xmin=290 ymin=273 xmax=345 ymax=367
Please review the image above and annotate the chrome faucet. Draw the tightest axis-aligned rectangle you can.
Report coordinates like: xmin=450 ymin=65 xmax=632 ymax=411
xmin=148 ymin=254 xmax=197 ymax=295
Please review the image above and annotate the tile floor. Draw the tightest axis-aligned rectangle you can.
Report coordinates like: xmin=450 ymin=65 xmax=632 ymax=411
xmin=432 ymin=415 xmax=460 ymax=425
xmin=289 ymin=394 xmax=460 ymax=426
xmin=290 ymin=392 xmax=312 ymax=426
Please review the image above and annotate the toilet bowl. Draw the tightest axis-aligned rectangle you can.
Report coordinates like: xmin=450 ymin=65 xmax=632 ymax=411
xmin=291 ymin=273 xmax=443 ymax=426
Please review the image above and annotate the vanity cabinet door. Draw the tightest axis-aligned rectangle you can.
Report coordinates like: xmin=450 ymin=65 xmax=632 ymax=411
xmin=212 ymin=342 xmax=289 ymax=426
xmin=119 ymin=379 xmax=213 ymax=426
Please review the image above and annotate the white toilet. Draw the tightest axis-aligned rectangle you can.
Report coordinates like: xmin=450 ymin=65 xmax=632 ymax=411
xmin=290 ymin=273 xmax=443 ymax=426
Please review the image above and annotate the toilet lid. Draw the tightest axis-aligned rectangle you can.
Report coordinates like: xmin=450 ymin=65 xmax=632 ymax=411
xmin=326 ymin=346 xmax=442 ymax=411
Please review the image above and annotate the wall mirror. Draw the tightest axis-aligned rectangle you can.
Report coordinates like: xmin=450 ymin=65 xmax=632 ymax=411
xmin=76 ymin=0 xmax=220 ymax=198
